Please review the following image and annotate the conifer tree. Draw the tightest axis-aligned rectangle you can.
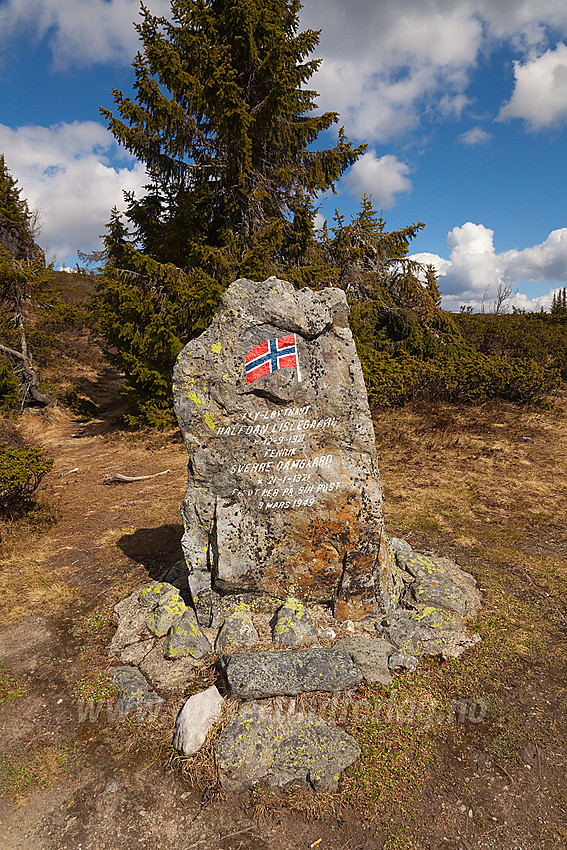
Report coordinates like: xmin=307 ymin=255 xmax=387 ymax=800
xmin=0 ymin=155 xmax=32 ymax=236
xmin=97 ymin=0 xmax=365 ymax=426
xmin=0 ymin=157 xmax=52 ymax=408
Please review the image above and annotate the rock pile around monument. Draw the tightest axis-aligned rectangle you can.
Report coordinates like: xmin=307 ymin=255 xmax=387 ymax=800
xmin=107 ymin=277 xmax=482 ymax=793
xmin=108 ymin=540 xmax=481 ymax=793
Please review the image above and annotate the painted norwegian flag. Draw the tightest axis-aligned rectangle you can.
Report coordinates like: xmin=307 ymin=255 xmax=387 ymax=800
xmin=245 ymin=334 xmax=302 ymax=384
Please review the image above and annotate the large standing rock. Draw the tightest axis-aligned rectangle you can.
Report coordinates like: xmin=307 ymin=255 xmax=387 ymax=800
xmin=173 ymin=276 xmax=401 ymax=625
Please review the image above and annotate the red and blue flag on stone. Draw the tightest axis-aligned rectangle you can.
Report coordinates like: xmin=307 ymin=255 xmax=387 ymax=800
xmin=245 ymin=334 xmax=302 ymax=384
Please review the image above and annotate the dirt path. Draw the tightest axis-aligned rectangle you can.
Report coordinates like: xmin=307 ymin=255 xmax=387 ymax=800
xmin=0 ymin=402 xmax=566 ymax=850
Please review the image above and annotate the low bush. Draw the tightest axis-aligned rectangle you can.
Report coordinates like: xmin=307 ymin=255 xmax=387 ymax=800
xmin=0 ymin=442 xmax=53 ymax=513
xmin=0 ymin=357 xmax=20 ymax=413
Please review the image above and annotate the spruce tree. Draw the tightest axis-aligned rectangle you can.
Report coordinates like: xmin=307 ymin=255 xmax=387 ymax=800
xmin=0 ymin=157 xmax=52 ymax=408
xmin=97 ymin=0 xmax=364 ymax=426
xmin=0 ymin=155 xmax=31 ymax=237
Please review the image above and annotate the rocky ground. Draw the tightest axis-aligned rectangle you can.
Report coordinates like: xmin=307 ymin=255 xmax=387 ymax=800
xmin=0 ymin=393 xmax=566 ymax=849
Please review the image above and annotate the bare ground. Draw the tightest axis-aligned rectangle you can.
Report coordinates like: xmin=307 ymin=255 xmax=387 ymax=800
xmin=0 ymin=393 xmax=566 ymax=850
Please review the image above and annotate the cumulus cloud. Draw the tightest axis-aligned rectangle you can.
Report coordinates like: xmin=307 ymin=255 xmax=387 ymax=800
xmin=410 ymin=222 xmax=567 ymax=311
xmin=499 ymin=42 xmax=567 ymax=128
xmin=0 ymin=0 xmax=170 ymax=69
xmin=342 ymin=151 xmax=412 ymax=207
xmin=300 ymin=0 xmax=567 ymax=142
xmin=459 ymin=126 xmax=493 ymax=145
xmin=0 ymin=122 xmax=147 ymax=263
xmin=4 ymin=1 xmax=567 ymax=139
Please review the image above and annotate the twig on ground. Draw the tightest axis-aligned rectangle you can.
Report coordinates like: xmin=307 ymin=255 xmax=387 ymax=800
xmin=103 ymin=469 xmax=171 ymax=484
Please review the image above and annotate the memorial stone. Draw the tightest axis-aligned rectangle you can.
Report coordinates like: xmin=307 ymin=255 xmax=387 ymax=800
xmin=173 ymin=277 xmax=402 ymax=626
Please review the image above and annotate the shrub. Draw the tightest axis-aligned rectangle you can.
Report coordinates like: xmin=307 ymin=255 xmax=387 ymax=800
xmin=0 ymin=358 xmax=20 ymax=413
xmin=0 ymin=442 xmax=53 ymax=513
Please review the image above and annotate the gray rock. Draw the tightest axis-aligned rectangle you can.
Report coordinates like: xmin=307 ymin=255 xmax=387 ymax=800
xmin=160 ymin=560 xmax=190 ymax=596
xmin=378 ymin=610 xmax=446 ymax=657
xmin=139 ymin=644 xmax=197 ymax=691
xmin=335 ymin=636 xmax=394 ymax=686
xmin=411 ymin=606 xmax=462 ymax=631
xmin=215 ymin=606 xmax=259 ymax=650
xmin=110 ymin=666 xmax=163 ymax=714
xmin=219 ymin=647 xmax=362 ymax=699
xmin=138 ymin=581 xmax=177 ymax=607
xmin=215 ymin=702 xmax=360 ymax=793
xmin=173 ymin=276 xmax=399 ymax=626
xmin=273 ymin=597 xmax=317 ymax=647
xmin=164 ymin=609 xmax=211 ymax=659
xmin=397 ymin=552 xmax=482 ymax=619
xmin=108 ymin=590 xmax=152 ymax=656
xmin=390 ymin=537 xmax=412 ymax=554
xmin=172 ymin=685 xmax=224 ymax=756
xmin=396 ymin=552 xmax=449 ymax=580
xmin=388 ymin=650 xmax=419 ymax=672
xmin=146 ymin=589 xmax=187 ymax=637
xmin=412 ymin=577 xmax=467 ymax=614
xmin=119 ymin=639 xmax=155 ymax=666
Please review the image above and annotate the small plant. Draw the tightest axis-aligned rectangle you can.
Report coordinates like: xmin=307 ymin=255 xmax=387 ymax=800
xmin=0 ymin=663 xmax=25 ymax=705
xmin=73 ymin=672 xmax=117 ymax=702
xmin=0 ymin=441 xmax=53 ymax=513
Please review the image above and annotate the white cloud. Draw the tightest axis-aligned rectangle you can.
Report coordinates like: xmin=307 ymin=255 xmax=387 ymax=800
xmin=0 ymin=0 xmax=170 ymax=69
xmin=459 ymin=126 xmax=492 ymax=145
xmin=0 ymin=122 xmax=147 ymax=263
xmin=499 ymin=42 xmax=567 ymax=128
xmin=343 ymin=151 xmax=412 ymax=207
xmin=4 ymin=1 xmax=567 ymax=140
xmin=410 ymin=222 xmax=567 ymax=311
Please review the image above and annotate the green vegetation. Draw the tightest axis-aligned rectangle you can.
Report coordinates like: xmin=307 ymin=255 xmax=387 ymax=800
xmin=91 ymin=0 xmax=562 ymax=427
xmin=96 ymin=0 xmax=364 ymax=427
xmin=0 ymin=154 xmax=32 ymax=236
xmin=0 ymin=441 xmax=53 ymax=513
xmin=455 ymin=308 xmax=567 ymax=381
xmin=0 ymin=156 xmax=54 ymax=408
xmin=0 ymin=663 xmax=25 ymax=705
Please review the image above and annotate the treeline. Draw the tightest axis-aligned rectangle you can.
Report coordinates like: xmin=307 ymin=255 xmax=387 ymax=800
xmin=0 ymin=0 xmax=564 ymax=430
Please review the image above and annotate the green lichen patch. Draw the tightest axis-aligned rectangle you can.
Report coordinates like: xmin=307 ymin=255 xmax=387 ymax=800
xmin=138 ymin=581 xmax=175 ymax=608
xmin=410 ymin=606 xmax=462 ymax=632
xmin=147 ymin=590 xmax=187 ymax=637
xmin=396 ymin=552 xmax=448 ymax=580
xmin=412 ymin=578 xmax=467 ymax=614
xmin=273 ymin=596 xmax=317 ymax=648
xmin=164 ymin=610 xmax=211 ymax=659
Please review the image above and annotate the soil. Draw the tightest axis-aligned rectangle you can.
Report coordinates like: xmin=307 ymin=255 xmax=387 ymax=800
xmin=0 ymin=392 xmax=566 ymax=850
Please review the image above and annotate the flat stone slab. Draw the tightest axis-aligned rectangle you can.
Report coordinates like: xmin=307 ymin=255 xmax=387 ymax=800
xmin=215 ymin=702 xmax=360 ymax=792
xmin=173 ymin=685 xmax=223 ymax=756
xmin=379 ymin=610 xmax=446 ymax=657
xmin=379 ymin=608 xmax=480 ymax=659
xmin=335 ymin=636 xmax=394 ymax=686
xmin=219 ymin=647 xmax=362 ymax=699
xmin=397 ymin=552 xmax=482 ymax=618
xmin=139 ymin=644 xmax=198 ymax=691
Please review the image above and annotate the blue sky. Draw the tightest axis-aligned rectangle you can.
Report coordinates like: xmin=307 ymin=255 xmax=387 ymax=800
xmin=2 ymin=0 xmax=567 ymax=311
